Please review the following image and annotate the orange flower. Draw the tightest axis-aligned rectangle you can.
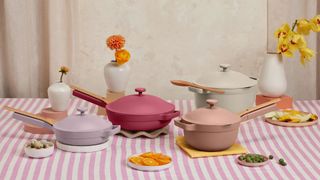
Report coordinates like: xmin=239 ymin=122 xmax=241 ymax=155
xmin=106 ymin=35 xmax=125 ymax=50
xmin=115 ymin=49 xmax=130 ymax=64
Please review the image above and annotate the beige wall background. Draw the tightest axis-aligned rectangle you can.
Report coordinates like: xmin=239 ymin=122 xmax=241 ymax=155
xmin=72 ymin=0 xmax=318 ymax=100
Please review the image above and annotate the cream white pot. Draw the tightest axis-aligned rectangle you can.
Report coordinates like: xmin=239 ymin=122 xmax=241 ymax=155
xmin=189 ymin=64 xmax=257 ymax=113
xmin=189 ymin=87 xmax=257 ymax=113
xmin=258 ymin=53 xmax=287 ymax=97
xmin=104 ymin=62 xmax=130 ymax=92
xmin=48 ymin=82 xmax=71 ymax=111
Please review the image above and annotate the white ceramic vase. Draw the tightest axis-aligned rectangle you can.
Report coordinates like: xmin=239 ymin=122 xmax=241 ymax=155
xmin=104 ymin=61 xmax=130 ymax=92
xmin=258 ymin=53 xmax=287 ymax=97
xmin=48 ymin=82 xmax=71 ymax=111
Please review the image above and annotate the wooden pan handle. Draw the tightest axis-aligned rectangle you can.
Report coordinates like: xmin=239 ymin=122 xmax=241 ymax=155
xmin=3 ymin=106 xmax=55 ymax=125
xmin=238 ymin=98 xmax=281 ymax=121
xmin=70 ymin=85 xmax=107 ymax=103
xmin=239 ymin=98 xmax=280 ymax=117
xmin=170 ymin=80 xmax=224 ymax=94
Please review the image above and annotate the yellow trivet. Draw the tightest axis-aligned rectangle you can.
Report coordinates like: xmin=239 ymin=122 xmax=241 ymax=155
xmin=176 ymin=136 xmax=247 ymax=158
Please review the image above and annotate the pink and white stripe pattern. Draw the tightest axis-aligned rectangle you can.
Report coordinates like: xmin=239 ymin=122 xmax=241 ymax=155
xmin=0 ymin=98 xmax=319 ymax=180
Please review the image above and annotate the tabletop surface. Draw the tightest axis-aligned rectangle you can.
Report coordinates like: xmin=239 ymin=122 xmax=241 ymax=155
xmin=0 ymin=98 xmax=319 ymax=180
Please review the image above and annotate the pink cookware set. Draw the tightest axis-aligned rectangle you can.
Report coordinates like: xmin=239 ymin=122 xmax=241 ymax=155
xmin=5 ymin=83 xmax=279 ymax=153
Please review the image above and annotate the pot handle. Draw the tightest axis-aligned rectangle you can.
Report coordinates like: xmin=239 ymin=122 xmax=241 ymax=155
xmin=73 ymin=89 xmax=107 ymax=108
xmin=160 ymin=110 xmax=180 ymax=120
xmin=239 ymin=98 xmax=280 ymax=123
xmin=102 ymin=125 xmax=121 ymax=137
xmin=4 ymin=106 xmax=54 ymax=128
xmin=12 ymin=113 xmax=53 ymax=130
xmin=174 ymin=119 xmax=196 ymax=131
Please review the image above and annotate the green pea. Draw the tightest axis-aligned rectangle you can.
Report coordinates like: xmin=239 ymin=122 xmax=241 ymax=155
xmin=269 ymin=155 xmax=273 ymax=159
xmin=279 ymin=158 xmax=285 ymax=163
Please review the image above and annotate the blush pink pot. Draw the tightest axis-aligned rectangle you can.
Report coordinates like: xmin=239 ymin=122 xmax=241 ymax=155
xmin=175 ymin=99 xmax=279 ymax=151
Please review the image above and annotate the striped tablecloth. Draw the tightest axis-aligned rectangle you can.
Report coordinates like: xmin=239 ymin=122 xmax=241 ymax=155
xmin=0 ymin=98 xmax=319 ymax=180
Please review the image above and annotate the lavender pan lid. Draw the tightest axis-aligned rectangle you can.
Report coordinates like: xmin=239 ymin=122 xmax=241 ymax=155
xmin=54 ymin=107 xmax=113 ymax=133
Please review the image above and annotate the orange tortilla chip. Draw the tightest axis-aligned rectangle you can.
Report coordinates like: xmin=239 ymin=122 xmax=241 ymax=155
xmin=142 ymin=158 xmax=159 ymax=166
xmin=129 ymin=156 xmax=144 ymax=165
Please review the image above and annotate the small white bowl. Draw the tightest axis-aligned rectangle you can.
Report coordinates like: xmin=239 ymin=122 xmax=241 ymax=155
xmin=127 ymin=154 xmax=173 ymax=172
xmin=24 ymin=141 xmax=54 ymax=158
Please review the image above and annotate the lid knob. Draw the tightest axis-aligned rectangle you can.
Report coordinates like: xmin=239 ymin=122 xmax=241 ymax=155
xmin=77 ymin=107 xmax=87 ymax=116
xmin=135 ymin=88 xmax=146 ymax=96
xmin=219 ymin=64 xmax=231 ymax=72
xmin=206 ymin=99 xmax=218 ymax=109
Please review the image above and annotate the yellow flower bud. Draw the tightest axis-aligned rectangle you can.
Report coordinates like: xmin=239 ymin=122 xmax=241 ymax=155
xmin=310 ymin=15 xmax=320 ymax=32
xmin=299 ymin=48 xmax=314 ymax=65
xmin=297 ymin=19 xmax=312 ymax=35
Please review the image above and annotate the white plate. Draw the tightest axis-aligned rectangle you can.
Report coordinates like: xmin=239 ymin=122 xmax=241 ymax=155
xmin=127 ymin=154 xmax=173 ymax=172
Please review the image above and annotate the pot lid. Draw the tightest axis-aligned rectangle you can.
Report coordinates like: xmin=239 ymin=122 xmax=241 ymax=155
xmin=107 ymin=88 xmax=175 ymax=115
xmin=197 ymin=64 xmax=257 ymax=89
xmin=182 ymin=99 xmax=240 ymax=126
xmin=54 ymin=107 xmax=112 ymax=132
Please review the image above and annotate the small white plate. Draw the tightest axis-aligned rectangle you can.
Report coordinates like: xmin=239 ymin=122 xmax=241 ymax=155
xmin=236 ymin=154 xmax=269 ymax=167
xmin=24 ymin=141 xmax=54 ymax=158
xmin=127 ymin=154 xmax=173 ymax=172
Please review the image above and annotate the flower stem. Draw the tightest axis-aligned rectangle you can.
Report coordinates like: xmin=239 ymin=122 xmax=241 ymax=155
xmin=292 ymin=20 xmax=298 ymax=31
xmin=59 ymin=73 xmax=63 ymax=83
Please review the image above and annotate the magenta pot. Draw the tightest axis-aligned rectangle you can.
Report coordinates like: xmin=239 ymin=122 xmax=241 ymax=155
xmin=72 ymin=86 xmax=180 ymax=131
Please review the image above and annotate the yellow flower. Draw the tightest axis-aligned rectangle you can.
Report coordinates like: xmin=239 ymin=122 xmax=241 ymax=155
xmin=59 ymin=66 xmax=69 ymax=82
xmin=310 ymin=15 xmax=320 ymax=32
xmin=277 ymin=38 xmax=293 ymax=57
xmin=296 ymin=19 xmax=312 ymax=35
xmin=274 ymin=23 xmax=291 ymax=39
xmin=287 ymin=31 xmax=306 ymax=51
xmin=115 ymin=49 xmax=130 ymax=65
xmin=299 ymin=47 xmax=314 ymax=65
xmin=59 ymin=66 xmax=69 ymax=74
